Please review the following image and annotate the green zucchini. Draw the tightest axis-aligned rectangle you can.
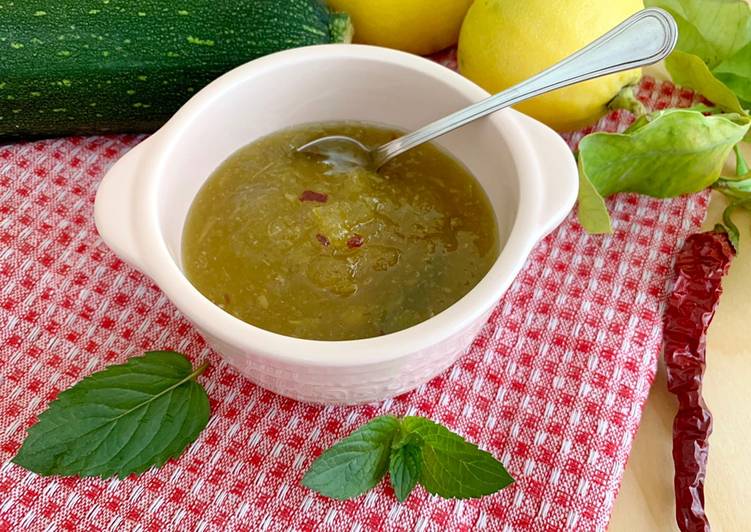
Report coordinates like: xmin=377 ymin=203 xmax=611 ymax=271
xmin=0 ymin=1 xmax=352 ymax=140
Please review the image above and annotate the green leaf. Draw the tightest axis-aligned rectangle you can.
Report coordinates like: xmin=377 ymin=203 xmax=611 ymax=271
xmin=13 ymin=351 xmax=210 ymax=479
xmin=735 ymin=144 xmax=750 ymax=176
xmin=401 ymin=417 xmax=514 ymax=499
xmin=720 ymin=173 xmax=751 ymax=187
xmin=714 ymin=195 xmax=751 ymax=251
xmin=712 ymin=144 xmax=751 ymax=248
xmin=389 ymin=442 xmax=422 ymax=502
xmin=716 ymin=173 xmax=751 ymax=191
xmin=722 ymin=203 xmax=742 ymax=249
xmin=608 ymin=84 xmax=647 ymax=117
xmin=665 ymin=51 xmax=746 ymax=114
xmin=303 ymin=415 xmax=514 ymax=502
xmin=713 ymin=221 xmax=739 ymax=249
xmin=578 ymin=110 xmax=749 ymax=203
xmin=647 ymin=0 xmax=751 ymax=119
xmin=714 ymin=42 xmax=751 ymax=109
xmin=680 ymin=103 xmax=727 ymax=115
xmin=645 ymin=0 xmax=751 ymax=69
xmin=302 ymin=415 xmax=400 ymax=500
xmin=577 ymin=158 xmax=613 ymax=234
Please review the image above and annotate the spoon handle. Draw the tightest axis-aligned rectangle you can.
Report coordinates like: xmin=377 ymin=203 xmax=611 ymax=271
xmin=371 ymin=8 xmax=678 ymax=169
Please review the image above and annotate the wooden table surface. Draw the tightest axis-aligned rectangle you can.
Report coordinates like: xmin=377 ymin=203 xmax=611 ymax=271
xmin=608 ymin=141 xmax=751 ymax=529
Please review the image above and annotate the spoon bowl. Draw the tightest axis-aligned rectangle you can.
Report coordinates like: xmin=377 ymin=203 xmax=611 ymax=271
xmin=296 ymin=134 xmax=372 ymax=172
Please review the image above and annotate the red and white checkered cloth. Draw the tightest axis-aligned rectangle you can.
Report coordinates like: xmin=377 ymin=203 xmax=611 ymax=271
xmin=0 ymin=71 xmax=708 ymax=531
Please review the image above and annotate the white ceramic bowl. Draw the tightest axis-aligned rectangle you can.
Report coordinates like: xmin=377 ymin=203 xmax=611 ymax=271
xmin=95 ymin=45 xmax=578 ymax=405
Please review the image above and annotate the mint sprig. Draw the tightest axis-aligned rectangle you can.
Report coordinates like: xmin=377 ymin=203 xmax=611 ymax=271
xmin=13 ymin=351 xmax=210 ymax=479
xmin=302 ymin=415 xmax=514 ymax=501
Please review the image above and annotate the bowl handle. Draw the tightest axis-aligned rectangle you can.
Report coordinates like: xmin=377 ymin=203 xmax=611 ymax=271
xmin=94 ymin=141 xmax=149 ymax=271
xmin=516 ymin=112 xmax=579 ymax=238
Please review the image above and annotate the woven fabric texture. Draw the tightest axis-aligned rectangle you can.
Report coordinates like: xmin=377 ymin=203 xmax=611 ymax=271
xmin=0 ymin=76 xmax=707 ymax=531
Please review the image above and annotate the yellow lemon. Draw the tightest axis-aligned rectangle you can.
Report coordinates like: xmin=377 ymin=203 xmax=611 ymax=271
xmin=327 ymin=0 xmax=473 ymax=56
xmin=458 ymin=0 xmax=644 ymax=131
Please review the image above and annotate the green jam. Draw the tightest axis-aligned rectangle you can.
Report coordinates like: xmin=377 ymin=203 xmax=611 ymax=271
xmin=181 ymin=122 xmax=499 ymax=341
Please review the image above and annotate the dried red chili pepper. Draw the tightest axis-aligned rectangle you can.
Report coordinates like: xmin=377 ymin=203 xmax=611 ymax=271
xmin=315 ymin=233 xmax=330 ymax=247
xmin=663 ymin=230 xmax=735 ymax=532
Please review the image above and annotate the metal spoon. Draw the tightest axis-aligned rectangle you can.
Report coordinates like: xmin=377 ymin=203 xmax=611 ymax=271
xmin=297 ymin=8 xmax=677 ymax=172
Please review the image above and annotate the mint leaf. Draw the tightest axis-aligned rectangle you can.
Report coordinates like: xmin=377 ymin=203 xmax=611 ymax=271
xmin=645 ymin=0 xmax=751 ymax=69
xmin=401 ymin=417 xmax=514 ymax=499
xmin=13 ymin=351 xmax=210 ymax=479
xmin=302 ymin=415 xmax=400 ymax=500
xmin=389 ymin=442 xmax=421 ymax=502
